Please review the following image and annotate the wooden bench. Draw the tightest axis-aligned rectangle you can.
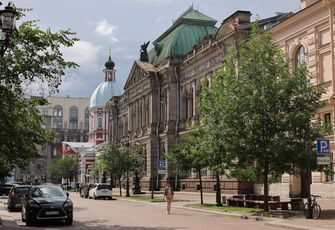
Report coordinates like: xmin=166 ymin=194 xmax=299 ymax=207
xmin=227 ymin=197 xmax=290 ymax=210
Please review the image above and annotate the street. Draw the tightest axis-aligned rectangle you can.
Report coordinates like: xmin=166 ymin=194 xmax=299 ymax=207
xmin=2 ymin=191 xmax=281 ymax=230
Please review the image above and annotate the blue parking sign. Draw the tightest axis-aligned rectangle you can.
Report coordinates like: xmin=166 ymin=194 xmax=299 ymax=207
xmin=317 ymin=139 xmax=330 ymax=155
xmin=158 ymin=160 xmax=166 ymax=169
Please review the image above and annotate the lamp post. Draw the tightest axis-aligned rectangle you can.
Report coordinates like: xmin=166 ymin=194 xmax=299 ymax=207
xmin=0 ymin=2 xmax=18 ymax=58
xmin=122 ymin=132 xmax=130 ymax=197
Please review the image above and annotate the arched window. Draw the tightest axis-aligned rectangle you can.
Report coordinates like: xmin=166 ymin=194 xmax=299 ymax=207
xmin=53 ymin=105 xmax=63 ymax=117
xmin=85 ymin=107 xmax=89 ymax=118
xmin=69 ymin=106 xmax=78 ymax=130
xmin=70 ymin=106 xmax=78 ymax=119
xmin=295 ymin=46 xmax=306 ymax=70
xmin=53 ymin=105 xmax=63 ymax=129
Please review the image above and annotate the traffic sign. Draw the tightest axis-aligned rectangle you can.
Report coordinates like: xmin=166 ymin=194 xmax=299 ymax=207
xmin=317 ymin=139 xmax=330 ymax=155
xmin=158 ymin=160 xmax=166 ymax=169
xmin=317 ymin=157 xmax=331 ymax=165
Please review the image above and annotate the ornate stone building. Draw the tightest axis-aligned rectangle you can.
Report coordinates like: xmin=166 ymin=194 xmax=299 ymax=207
xmin=107 ymin=7 xmax=292 ymax=193
xmin=269 ymin=0 xmax=335 ymax=199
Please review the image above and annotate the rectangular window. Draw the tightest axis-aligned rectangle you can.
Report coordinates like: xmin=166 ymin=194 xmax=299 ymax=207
xmin=42 ymin=109 xmax=48 ymax=116
xmin=325 ymin=113 xmax=331 ymax=125
xmin=53 ymin=122 xmax=62 ymax=129
xmin=85 ymin=110 xmax=89 ymax=118
xmin=53 ymin=109 xmax=58 ymax=116
xmin=69 ymin=122 xmax=77 ymax=130
xmin=98 ymin=117 xmax=102 ymax=127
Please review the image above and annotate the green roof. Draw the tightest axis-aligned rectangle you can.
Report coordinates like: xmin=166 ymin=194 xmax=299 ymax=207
xmin=148 ymin=9 xmax=218 ymax=65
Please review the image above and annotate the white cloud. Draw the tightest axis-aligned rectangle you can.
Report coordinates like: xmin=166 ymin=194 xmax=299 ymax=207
xmin=123 ymin=54 xmax=137 ymax=60
xmin=94 ymin=19 xmax=118 ymax=36
xmin=61 ymin=41 xmax=101 ymax=72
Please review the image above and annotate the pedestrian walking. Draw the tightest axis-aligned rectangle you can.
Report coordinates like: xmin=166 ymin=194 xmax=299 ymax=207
xmin=164 ymin=182 xmax=174 ymax=214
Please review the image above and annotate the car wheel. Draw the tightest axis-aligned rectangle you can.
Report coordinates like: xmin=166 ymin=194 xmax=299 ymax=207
xmin=9 ymin=206 xmax=14 ymax=212
xmin=65 ymin=217 xmax=73 ymax=225
xmin=108 ymin=196 xmax=112 ymax=200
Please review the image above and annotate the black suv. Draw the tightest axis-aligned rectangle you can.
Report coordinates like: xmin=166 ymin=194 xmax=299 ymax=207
xmin=21 ymin=185 xmax=73 ymax=226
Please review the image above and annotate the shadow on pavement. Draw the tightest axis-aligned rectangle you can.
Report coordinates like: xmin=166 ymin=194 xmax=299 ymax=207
xmin=319 ymin=209 xmax=335 ymax=219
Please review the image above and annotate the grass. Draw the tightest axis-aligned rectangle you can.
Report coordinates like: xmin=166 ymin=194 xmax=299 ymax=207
xmin=185 ymin=203 xmax=298 ymax=218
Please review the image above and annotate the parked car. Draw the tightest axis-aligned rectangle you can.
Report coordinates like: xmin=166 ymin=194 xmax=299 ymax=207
xmin=0 ymin=184 xmax=13 ymax=196
xmin=7 ymin=185 xmax=31 ymax=211
xmin=21 ymin=185 xmax=73 ymax=226
xmin=88 ymin=183 xmax=112 ymax=200
xmin=80 ymin=183 xmax=93 ymax=198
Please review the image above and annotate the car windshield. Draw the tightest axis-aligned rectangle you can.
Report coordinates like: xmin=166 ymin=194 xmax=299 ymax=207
xmin=31 ymin=186 xmax=66 ymax=198
xmin=98 ymin=185 xmax=110 ymax=189
xmin=14 ymin=187 xmax=30 ymax=194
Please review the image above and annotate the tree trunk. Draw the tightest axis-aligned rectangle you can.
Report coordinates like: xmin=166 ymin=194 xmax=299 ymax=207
xmin=215 ymin=170 xmax=222 ymax=206
xmin=263 ymin=159 xmax=269 ymax=212
xmin=198 ymin=168 xmax=204 ymax=205
xmin=118 ymin=178 xmax=122 ymax=196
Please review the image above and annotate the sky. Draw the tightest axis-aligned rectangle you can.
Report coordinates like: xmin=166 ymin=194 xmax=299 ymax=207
xmin=10 ymin=0 xmax=302 ymax=99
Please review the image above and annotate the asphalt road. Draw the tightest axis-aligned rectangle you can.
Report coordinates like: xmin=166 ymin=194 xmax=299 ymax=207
xmin=4 ymin=192 xmax=281 ymax=230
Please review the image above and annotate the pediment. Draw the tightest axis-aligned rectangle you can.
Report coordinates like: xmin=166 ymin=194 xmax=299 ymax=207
xmin=216 ymin=23 xmax=235 ymax=41
xmin=124 ymin=60 xmax=159 ymax=90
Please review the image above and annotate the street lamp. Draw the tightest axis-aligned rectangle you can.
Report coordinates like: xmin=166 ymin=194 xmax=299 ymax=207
xmin=0 ymin=2 xmax=18 ymax=58
xmin=122 ymin=132 xmax=130 ymax=197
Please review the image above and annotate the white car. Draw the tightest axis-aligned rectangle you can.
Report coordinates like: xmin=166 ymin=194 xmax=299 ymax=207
xmin=88 ymin=183 xmax=113 ymax=200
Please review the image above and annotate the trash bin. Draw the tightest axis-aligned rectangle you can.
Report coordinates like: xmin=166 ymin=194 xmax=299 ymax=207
xmin=222 ymin=196 xmax=226 ymax=204
xmin=291 ymin=198 xmax=304 ymax=211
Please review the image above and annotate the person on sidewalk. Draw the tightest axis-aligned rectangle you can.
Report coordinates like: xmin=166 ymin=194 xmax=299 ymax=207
xmin=164 ymin=182 xmax=174 ymax=214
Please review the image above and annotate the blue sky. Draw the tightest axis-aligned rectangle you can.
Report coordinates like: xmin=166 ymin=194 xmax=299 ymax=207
xmin=10 ymin=0 xmax=301 ymax=99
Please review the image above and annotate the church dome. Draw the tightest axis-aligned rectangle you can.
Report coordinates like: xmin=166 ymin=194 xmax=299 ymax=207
xmin=105 ymin=56 xmax=115 ymax=69
xmin=89 ymin=81 xmax=124 ymax=108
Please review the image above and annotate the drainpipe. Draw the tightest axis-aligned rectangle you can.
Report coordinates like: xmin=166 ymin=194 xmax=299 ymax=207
xmin=174 ymin=66 xmax=180 ymax=138
xmin=114 ymin=101 xmax=118 ymax=142
xmin=174 ymin=66 xmax=180 ymax=190
xmin=155 ymin=71 xmax=161 ymax=191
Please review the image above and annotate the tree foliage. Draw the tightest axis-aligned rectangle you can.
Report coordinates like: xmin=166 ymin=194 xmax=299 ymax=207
xmin=0 ymin=6 xmax=79 ymax=175
xmin=199 ymin=23 xmax=326 ymax=211
xmin=95 ymin=141 xmax=144 ymax=196
xmin=48 ymin=154 xmax=77 ymax=183
xmin=167 ymin=126 xmax=209 ymax=204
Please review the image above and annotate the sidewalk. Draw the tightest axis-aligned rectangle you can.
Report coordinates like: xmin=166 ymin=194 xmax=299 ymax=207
xmin=114 ymin=189 xmax=335 ymax=230
xmin=1 ymin=191 xmax=334 ymax=230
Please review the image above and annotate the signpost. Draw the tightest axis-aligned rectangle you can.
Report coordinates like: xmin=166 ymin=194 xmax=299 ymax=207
xmin=158 ymin=160 xmax=166 ymax=169
xmin=317 ymin=139 xmax=331 ymax=165
xmin=317 ymin=139 xmax=330 ymax=155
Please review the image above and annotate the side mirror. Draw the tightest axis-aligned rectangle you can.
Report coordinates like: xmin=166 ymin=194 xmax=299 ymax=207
xmin=66 ymin=192 xmax=69 ymax=197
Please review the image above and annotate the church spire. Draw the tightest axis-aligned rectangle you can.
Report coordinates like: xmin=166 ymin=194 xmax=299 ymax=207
xmin=105 ymin=44 xmax=115 ymax=70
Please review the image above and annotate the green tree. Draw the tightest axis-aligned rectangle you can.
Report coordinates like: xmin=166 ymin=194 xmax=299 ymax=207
xmin=200 ymin=23 xmax=326 ymax=211
xmin=99 ymin=141 xmax=144 ymax=196
xmin=48 ymin=154 xmax=77 ymax=188
xmin=0 ymin=6 xmax=79 ymax=177
xmin=167 ymin=126 xmax=209 ymax=204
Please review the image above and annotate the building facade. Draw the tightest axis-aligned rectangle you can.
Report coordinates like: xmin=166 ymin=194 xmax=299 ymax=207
xmin=15 ymin=96 xmax=89 ymax=184
xmin=269 ymin=0 xmax=335 ymax=199
xmin=106 ymin=7 xmax=292 ymax=193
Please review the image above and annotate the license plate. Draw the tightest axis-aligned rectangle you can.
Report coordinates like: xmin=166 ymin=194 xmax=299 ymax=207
xmin=102 ymin=191 xmax=107 ymax=193
xmin=15 ymin=204 xmax=21 ymax=208
xmin=45 ymin=211 xmax=59 ymax=215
